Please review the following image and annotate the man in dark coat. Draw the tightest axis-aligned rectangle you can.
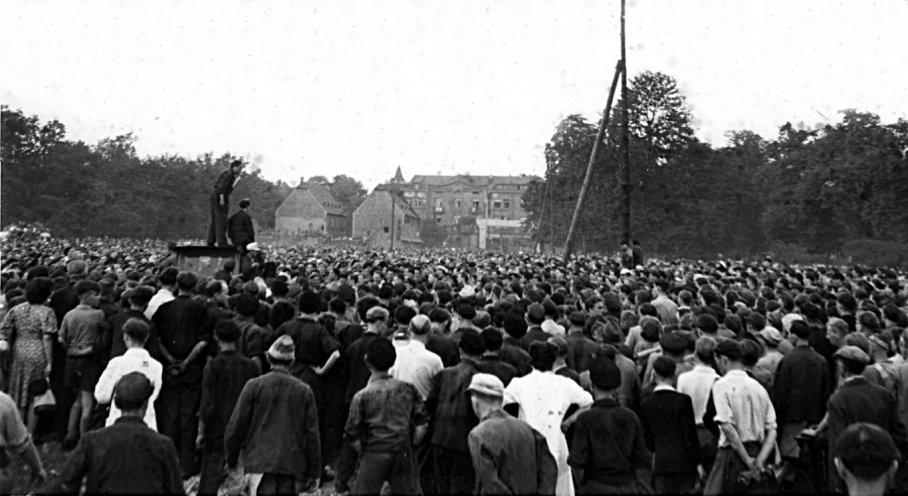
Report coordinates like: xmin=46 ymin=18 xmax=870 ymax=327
xmin=44 ymin=372 xmax=184 ymax=494
xmin=825 ymin=345 xmax=908 ymax=491
xmin=639 ymin=356 xmax=701 ymax=494
xmin=467 ymin=373 xmax=557 ymax=495
xmin=208 ymin=159 xmax=243 ymax=247
xmin=152 ymin=271 xmax=211 ymax=477
xmin=425 ymin=329 xmax=486 ymax=494
xmin=228 ymin=198 xmax=255 ymax=254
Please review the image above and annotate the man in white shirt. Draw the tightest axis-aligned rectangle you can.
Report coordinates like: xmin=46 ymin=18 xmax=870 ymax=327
xmin=95 ymin=318 xmax=163 ymax=430
xmin=703 ymin=339 xmax=777 ymax=495
xmin=650 ymin=279 xmax=679 ymax=326
xmin=390 ymin=315 xmax=443 ymax=399
xmin=144 ymin=267 xmax=178 ymax=320
xmin=677 ymin=336 xmax=721 ymax=471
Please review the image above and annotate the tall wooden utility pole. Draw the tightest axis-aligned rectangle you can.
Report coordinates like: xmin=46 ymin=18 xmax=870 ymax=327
xmin=562 ymin=60 xmax=623 ymax=262
xmin=620 ymin=0 xmax=631 ymax=244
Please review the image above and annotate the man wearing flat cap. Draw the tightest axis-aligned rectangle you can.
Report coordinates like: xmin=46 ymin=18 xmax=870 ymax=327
xmin=822 ymin=345 xmax=908 ymax=491
xmin=467 ymin=373 xmax=557 ymax=495
xmin=225 ymin=335 xmax=321 ymax=495
xmin=45 ymin=372 xmax=184 ymax=494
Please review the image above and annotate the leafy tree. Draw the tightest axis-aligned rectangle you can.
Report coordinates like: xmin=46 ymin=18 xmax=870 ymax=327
xmin=419 ymin=219 xmax=447 ymax=248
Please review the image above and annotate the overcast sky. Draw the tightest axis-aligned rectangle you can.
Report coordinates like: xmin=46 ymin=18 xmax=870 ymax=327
xmin=3 ymin=0 xmax=907 ymax=189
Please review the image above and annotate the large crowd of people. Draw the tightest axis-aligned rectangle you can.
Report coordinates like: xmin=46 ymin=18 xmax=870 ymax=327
xmin=1 ymin=224 xmax=907 ymax=495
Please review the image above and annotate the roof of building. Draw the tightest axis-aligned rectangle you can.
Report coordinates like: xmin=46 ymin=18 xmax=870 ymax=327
xmin=372 ymin=185 xmax=421 ymax=219
xmin=276 ymin=183 xmax=346 ymax=217
xmin=408 ymin=174 xmax=540 ymax=188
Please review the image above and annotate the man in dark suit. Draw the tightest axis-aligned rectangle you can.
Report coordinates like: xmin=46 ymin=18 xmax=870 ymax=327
xmin=824 ymin=345 xmax=908 ymax=491
xmin=772 ymin=320 xmax=831 ymax=459
xmin=227 ymin=198 xmax=255 ymax=254
xmin=521 ymin=303 xmax=553 ymax=348
xmin=44 ymin=372 xmax=184 ymax=494
xmin=565 ymin=310 xmax=599 ymax=373
xmin=208 ymin=159 xmax=243 ymax=247
xmin=640 ymin=356 xmax=701 ymax=494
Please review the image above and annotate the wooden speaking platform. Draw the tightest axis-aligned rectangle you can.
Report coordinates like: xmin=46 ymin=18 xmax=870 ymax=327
xmin=168 ymin=245 xmax=240 ymax=279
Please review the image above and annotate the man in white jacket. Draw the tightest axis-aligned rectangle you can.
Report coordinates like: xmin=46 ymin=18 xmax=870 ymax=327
xmin=94 ymin=318 xmax=163 ymax=430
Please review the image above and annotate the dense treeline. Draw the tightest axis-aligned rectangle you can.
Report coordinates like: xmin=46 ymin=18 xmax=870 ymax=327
xmin=522 ymin=72 xmax=908 ymax=262
xmin=1 ymin=107 xmax=365 ymax=240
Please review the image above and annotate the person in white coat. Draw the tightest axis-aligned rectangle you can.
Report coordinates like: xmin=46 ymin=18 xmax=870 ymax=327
xmin=94 ymin=318 xmax=163 ymax=430
xmin=504 ymin=341 xmax=593 ymax=496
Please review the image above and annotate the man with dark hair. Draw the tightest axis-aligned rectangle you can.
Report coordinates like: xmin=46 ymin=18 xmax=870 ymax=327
xmin=565 ymin=310 xmax=599 ymax=373
xmin=275 ymin=291 xmax=340 ymax=381
xmin=45 ymin=372 xmax=184 ymax=494
xmin=345 ymin=338 xmax=428 ymax=495
xmin=152 ymin=270 xmax=211 ymax=477
xmin=94 ymin=318 xmax=163 ymax=431
xmin=59 ymin=279 xmax=108 ymax=449
xmin=425 ymin=329 xmax=486 ymax=494
xmin=568 ymin=355 xmax=652 ymax=494
xmin=506 ymin=341 xmax=593 ymax=495
xmin=834 ymin=423 xmax=901 ymax=496
xmin=772 ymin=320 xmax=830 ymax=459
xmin=703 ymin=340 xmax=777 ymax=495
xmin=426 ymin=308 xmax=459 ymax=368
xmin=208 ymin=159 xmax=244 ymax=247
xmin=335 ymin=305 xmax=390 ymax=494
xmin=499 ymin=312 xmax=532 ymax=377
xmin=233 ymin=293 xmax=265 ymax=372
xmin=823 ymin=345 xmax=907 ymax=491
xmin=640 ymin=356 xmax=702 ymax=494
xmin=228 ymin=198 xmax=255 ymax=254
xmin=225 ymin=335 xmax=321 ymax=495
xmin=478 ymin=328 xmax=518 ymax=386
xmin=145 ymin=266 xmax=178 ymax=320
xmin=523 ymin=303 xmax=553 ymax=348
xmin=107 ymin=285 xmax=160 ymax=359
xmin=197 ymin=319 xmax=259 ymax=496
xmin=467 ymin=373 xmax=557 ymax=495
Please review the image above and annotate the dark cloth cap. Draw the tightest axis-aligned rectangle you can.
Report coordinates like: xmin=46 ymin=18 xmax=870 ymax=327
xmin=502 ymin=312 xmax=528 ymax=339
xmin=481 ymin=328 xmax=503 ymax=352
xmin=835 ymin=422 xmax=901 ymax=479
xmin=74 ymin=279 xmax=100 ymax=295
xmin=457 ymin=303 xmax=476 ymax=320
xmin=215 ymin=319 xmax=242 ymax=342
xmin=366 ymin=338 xmax=397 ymax=371
xmin=660 ymin=331 xmax=688 ymax=355
xmin=458 ymin=328 xmax=486 ymax=356
xmin=602 ymin=292 xmax=621 ymax=312
xmin=113 ymin=372 xmax=154 ymax=406
xmin=588 ymin=355 xmax=621 ymax=391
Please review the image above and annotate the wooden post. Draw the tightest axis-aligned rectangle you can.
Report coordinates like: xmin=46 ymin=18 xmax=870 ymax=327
xmin=621 ymin=0 xmax=632 ymax=245
xmin=562 ymin=60 xmax=624 ymax=262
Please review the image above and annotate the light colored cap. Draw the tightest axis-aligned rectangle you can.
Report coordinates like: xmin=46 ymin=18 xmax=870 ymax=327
xmin=467 ymin=373 xmax=505 ymax=398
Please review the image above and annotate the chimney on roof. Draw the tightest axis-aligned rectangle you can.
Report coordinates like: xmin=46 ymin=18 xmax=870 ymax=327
xmin=298 ymin=177 xmax=306 ymax=188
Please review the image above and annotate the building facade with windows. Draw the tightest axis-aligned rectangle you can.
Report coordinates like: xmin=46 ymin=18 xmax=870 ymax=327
xmin=396 ymin=172 xmax=538 ymax=226
xmin=274 ymin=181 xmax=348 ymax=236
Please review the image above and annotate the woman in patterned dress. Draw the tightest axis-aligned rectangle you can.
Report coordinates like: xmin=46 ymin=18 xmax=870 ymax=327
xmin=0 ymin=277 xmax=57 ymax=433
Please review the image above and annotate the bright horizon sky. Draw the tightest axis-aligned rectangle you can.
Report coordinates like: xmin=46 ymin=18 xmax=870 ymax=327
xmin=3 ymin=0 xmax=907 ymax=190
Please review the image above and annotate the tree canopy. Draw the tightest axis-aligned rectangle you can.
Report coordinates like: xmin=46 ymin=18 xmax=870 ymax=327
xmin=522 ymin=72 xmax=908 ymax=259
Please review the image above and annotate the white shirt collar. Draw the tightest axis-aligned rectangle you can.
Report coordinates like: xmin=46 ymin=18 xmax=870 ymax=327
xmin=654 ymin=384 xmax=676 ymax=392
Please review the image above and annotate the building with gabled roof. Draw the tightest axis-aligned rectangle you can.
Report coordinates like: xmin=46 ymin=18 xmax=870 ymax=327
xmin=352 ymin=186 xmax=422 ymax=249
xmin=275 ymin=179 xmax=348 ymax=236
